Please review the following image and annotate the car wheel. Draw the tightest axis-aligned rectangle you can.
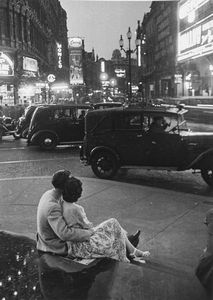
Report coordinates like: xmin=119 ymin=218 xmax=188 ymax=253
xmin=39 ymin=133 xmax=57 ymax=150
xmin=91 ymin=151 xmax=118 ymax=179
xmin=13 ymin=132 xmax=21 ymax=140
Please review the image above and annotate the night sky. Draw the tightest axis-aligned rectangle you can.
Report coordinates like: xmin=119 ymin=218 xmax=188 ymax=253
xmin=60 ymin=0 xmax=152 ymax=59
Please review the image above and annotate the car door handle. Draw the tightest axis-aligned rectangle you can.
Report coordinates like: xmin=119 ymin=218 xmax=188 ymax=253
xmin=137 ymin=134 xmax=143 ymax=138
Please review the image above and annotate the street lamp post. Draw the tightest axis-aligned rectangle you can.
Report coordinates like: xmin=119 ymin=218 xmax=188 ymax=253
xmin=119 ymin=26 xmax=141 ymax=102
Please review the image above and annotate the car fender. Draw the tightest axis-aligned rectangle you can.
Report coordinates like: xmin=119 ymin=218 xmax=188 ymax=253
xmin=30 ymin=130 xmax=59 ymax=144
xmin=185 ymin=148 xmax=213 ymax=169
xmin=89 ymin=146 xmax=120 ymax=163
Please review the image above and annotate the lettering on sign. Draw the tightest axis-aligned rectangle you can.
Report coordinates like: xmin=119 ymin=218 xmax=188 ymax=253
xmin=178 ymin=15 xmax=213 ymax=61
xmin=47 ymin=74 xmax=56 ymax=83
xmin=0 ymin=52 xmax=14 ymax=76
xmin=69 ymin=37 xmax=82 ymax=49
xmin=57 ymin=43 xmax=62 ymax=69
xmin=179 ymin=0 xmax=209 ymax=20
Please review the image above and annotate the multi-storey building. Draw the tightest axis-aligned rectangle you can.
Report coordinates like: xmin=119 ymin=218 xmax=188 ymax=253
xmin=177 ymin=0 xmax=213 ymax=97
xmin=140 ymin=1 xmax=178 ymax=99
xmin=0 ymin=0 xmax=69 ymax=105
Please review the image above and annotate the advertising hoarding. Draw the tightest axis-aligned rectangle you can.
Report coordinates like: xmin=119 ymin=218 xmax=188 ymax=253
xmin=56 ymin=43 xmax=62 ymax=69
xmin=23 ymin=56 xmax=38 ymax=72
xmin=0 ymin=52 xmax=14 ymax=76
xmin=68 ymin=37 xmax=84 ymax=85
xmin=178 ymin=14 xmax=213 ymax=61
xmin=179 ymin=0 xmax=209 ymax=22
xmin=178 ymin=0 xmax=213 ymax=62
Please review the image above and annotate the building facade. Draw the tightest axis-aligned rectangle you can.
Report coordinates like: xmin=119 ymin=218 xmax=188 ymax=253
xmin=0 ymin=0 xmax=69 ymax=105
xmin=177 ymin=0 xmax=213 ymax=97
xmin=140 ymin=1 xmax=178 ymax=99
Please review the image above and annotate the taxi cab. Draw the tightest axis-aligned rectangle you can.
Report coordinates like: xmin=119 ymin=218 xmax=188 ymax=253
xmin=80 ymin=104 xmax=213 ymax=186
xmin=27 ymin=104 xmax=91 ymax=150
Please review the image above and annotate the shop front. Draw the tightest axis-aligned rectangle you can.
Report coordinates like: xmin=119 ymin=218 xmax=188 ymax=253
xmin=177 ymin=0 xmax=213 ymax=98
xmin=18 ymin=56 xmax=40 ymax=105
xmin=0 ymin=51 xmax=15 ymax=106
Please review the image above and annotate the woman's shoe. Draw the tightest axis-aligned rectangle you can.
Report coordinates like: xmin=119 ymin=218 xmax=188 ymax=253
xmin=128 ymin=230 xmax=141 ymax=248
xmin=129 ymin=248 xmax=150 ymax=260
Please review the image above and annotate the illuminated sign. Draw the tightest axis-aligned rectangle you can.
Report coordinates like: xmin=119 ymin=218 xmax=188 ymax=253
xmin=115 ymin=69 xmax=126 ymax=78
xmin=100 ymin=72 xmax=108 ymax=81
xmin=178 ymin=14 xmax=213 ymax=61
xmin=68 ymin=37 xmax=83 ymax=49
xmin=57 ymin=43 xmax=62 ymax=69
xmin=179 ymin=0 xmax=209 ymax=22
xmin=23 ymin=57 xmax=38 ymax=72
xmin=69 ymin=45 xmax=83 ymax=85
xmin=47 ymin=74 xmax=56 ymax=83
xmin=100 ymin=60 xmax=105 ymax=73
xmin=0 ymin=52 xmax=14 ymax=76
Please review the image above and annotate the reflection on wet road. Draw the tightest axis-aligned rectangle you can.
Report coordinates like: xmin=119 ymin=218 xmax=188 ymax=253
xmin=0 ymin=231 xmax=144 ymax=300
xmin=0 ymin=231 xmax=42 ymax=299
xmin=0 ymin=231 xmax=208 ymax=300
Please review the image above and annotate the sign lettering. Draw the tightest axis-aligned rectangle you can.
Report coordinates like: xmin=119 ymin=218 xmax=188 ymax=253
xmin=178 ymin=15 xmax=213 ymax=61
xmin=0 ymin=52 xmax=14 ymax=76
xmin=57 ymin=43 xmax=62 ymax=69
xmin=179 ymin=0 xmax=209 ymax=20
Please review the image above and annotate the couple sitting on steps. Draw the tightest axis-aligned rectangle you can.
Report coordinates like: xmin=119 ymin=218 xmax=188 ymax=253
xmin=36 ymin=170 xmax=150 ymax=263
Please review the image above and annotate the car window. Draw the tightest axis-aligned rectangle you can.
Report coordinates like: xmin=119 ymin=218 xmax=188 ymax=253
xmin=123 ymin=113 xmax=142 ymax=129
xmin=53 ymin=108 xmax=76 ymax=120
xmin=142 ymin=115 xmax=150 ymax=132
xmin=148 ymin=115 xmax=178 ymax=133
xmin=77 ymin=108 xmax=89 ymax=119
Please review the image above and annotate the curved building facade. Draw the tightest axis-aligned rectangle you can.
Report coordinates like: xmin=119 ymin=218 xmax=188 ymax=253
xmin=0 ymin=0 xmax=69 ymax=105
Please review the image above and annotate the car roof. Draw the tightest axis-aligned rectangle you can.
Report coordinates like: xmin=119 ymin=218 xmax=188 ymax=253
xmin=93 ymin=102 xmax=122 ymax=107
xmin=35 ymin=104 xmax=91 ymax=110
xmin=87 ymin=104 xmax=187 ymax=117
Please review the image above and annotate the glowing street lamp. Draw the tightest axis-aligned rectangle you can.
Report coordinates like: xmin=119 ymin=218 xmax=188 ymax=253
xmin=119 ymin=25 xmax=141 ymax=102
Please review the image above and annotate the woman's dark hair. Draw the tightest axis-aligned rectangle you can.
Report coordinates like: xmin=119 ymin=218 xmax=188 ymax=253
xmin=62 ymin=177 xmax=82 ymax=203
xmin=51 ymin=170 xmax=71 ymax=190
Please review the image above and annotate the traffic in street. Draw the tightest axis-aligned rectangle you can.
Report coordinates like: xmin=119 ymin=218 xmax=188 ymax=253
xmin=1 ymin=134 xmax=213 ymax=198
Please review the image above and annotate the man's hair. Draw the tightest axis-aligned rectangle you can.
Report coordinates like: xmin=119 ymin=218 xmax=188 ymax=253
xmin=62 ymin=177 xmax=82 ymax=203
xmin=51 ymin=170 xmax=71 ymax=189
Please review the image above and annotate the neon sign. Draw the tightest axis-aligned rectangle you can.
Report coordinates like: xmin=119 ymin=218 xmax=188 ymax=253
xmin=178 ymin=15 xmax=213 ymax=61
xmin=57 ymin=43 xmax=62 ymax=69
xmin=69 ymin=38 xmax=82 ymax=49
xmin=115 ymin=69 xmax=126 ymax=78
xmin=0 ymin=52 xmax=14 ymax=76
xmin=23 ymin=57 xmax=38 ymax=72
xmin=179 ymin=0 xmax=209 ymax=22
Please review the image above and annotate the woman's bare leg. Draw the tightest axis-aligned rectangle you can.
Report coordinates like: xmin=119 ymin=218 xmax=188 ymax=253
xmin=125 ymin=235 xmax=150 ymax=258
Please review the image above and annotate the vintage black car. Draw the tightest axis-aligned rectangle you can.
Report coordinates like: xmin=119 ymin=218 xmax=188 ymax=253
xmin=13 ymin=105 xmax=38 ymax=139
xmin=80 ymin=104 xmax=213 ymax=186
xmin=0 ymin=116 xmax=16 ymax=140
xmin=27 ymin=104 xmax=91 ymax=150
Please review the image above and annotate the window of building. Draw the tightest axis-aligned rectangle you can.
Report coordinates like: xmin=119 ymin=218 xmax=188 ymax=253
xmin=0 ymin=8 xmax=9 ymax=38
xmin=16 ymin=12 xmax=22 ymax=41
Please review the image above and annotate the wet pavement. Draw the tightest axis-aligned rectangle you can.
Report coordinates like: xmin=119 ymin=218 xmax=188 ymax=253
xmin=0 ymin=231 xmax=208 ymax=300
xmin=0 ymin=176 xmax=212 ymax=299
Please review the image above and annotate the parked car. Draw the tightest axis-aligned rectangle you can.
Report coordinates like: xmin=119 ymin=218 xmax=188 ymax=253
xmin=13 ymin=105 xmax=38 ymax=139
xmin=0 ymin=116 xmax=16 ymax=140
xmin=93 ymin=102 xmax=123 ymax=110
xmin=27 ymin=104 xmax=91 ymax=150
xmin=80 ymin=104 xmax=213 ymax=186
